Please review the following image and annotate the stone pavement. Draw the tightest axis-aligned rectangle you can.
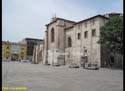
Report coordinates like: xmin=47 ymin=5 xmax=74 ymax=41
xmin=2 ymin=62 xmax=123 ymax=91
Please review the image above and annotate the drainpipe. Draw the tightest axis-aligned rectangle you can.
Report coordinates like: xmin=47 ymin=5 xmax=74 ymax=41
xmin=63 ymin=21 xmax=66 ymax=65
xmin=45 ymin=26 xmax=48 ymax=64
xmin=32 ymin=45 xmax=35 ymax=64
xmin=35 ymin=46 xmax=37 ymax=64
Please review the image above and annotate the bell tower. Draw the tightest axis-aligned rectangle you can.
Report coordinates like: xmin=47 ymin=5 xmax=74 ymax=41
xmin=51 ymin=13 xmax=57 ymax=22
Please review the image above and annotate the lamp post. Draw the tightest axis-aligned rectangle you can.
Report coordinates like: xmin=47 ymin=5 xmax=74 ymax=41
xmin=82 ymin=46 xmax=85 ymax=68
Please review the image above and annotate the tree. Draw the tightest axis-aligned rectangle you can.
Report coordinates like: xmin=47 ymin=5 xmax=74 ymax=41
xmin=98 ymin=16 xmax=123 ymax=55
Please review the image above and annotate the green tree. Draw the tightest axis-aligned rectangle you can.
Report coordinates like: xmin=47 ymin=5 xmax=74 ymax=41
xmin=98 ymin=16 xmax=123 ymax=54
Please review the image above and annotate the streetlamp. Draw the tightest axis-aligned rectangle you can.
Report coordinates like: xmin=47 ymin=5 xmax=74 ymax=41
xmin=83 ymin=46 xmax=87 ymax=69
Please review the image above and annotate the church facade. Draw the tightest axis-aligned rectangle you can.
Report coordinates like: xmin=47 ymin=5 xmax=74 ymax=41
xmin=42 ymin=13 xmax=122 ymax=67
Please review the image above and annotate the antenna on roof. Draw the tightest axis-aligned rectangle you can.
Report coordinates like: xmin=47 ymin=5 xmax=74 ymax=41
xmin=51 ymin=12 xmax=57 ymax=22
xmin=51 ymin=13 xmax=54 ymax=21
xmin=51 ymin=13 xmax=53 ymax=18
xmin=55 ymin=13 xmax=56 ymax=18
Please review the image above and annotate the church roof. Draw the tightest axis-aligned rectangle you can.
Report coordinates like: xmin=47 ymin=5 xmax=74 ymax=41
xmin=64 ymin=15 xmax=108 ymax=30
xmin=45 ymin=18 xmax=76 ymax=26
xmin=104 ymin=12 xmax=122 ymax=15
xmin=74 ymin=15 xmax=108 ymax=25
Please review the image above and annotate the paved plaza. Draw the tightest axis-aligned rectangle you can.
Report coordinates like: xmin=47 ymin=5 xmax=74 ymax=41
xmin=2 ymin=62 xmax=123 ymax=91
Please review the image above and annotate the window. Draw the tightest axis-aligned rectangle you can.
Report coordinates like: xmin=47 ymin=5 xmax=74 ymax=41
xmin=110 ymin=56 xmax=114 ymax=63
xmin=92 ymin=29 xmax=96 ymax=37
xmin=51 ymin=28 xmax=55 ymax=42
xmin=68 ymin=37 xmax=72 ymax=47
xmin=21 ymin=52 xmax=24 ymax=55
xmin=84 ymin=31 xmax=88 ymax=38
xmin=84 ymin=49 xmax=87 ymax=53
xmin=78 ymin=33 xmax=81 ymax=39
xmin=6 ymin=46 xmax=9 ymax=49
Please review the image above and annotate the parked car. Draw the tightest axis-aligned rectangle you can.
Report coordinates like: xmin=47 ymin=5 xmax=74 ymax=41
xmin=69 ymin=63 xmax=79 ymax=68
xmin=53 ymin=63 xmax=60 ymax=66
xmin=21 ymin=60 xmax=30 ymax=63
xmin=86 ymin=63 xmax=99 ymax=70
xmin=44 ymin=63 xmax=51 ymax=66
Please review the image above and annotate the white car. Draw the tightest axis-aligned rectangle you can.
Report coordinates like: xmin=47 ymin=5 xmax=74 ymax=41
xmin=21 ymin=60 xmax=30 ymax=63
xmin=53 ymin=63 xmax=60 ymax=66
xmin=86 ymin=63 xmax=99 ymax=70
xmin=69 ymin=63 xmax=80 ymax=68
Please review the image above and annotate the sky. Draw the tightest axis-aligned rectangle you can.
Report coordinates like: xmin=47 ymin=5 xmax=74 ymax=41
xmin=2 ymin=0 xmax=123 ymax=42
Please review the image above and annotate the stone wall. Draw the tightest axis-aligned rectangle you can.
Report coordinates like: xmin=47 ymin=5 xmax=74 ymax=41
xmin=65 ymin=17 xmax=106 ymax=67
xmin=45 ymin=19 xmax=75 ymax=65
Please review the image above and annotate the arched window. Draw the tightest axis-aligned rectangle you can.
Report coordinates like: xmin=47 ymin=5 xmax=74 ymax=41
xmin=51 ymin=28 xmax=55 ymax=42
xmin=68 ymin=37 xmax=72 ymax=47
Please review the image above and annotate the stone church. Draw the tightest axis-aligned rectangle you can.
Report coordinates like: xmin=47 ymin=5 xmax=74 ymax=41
xmin=40 ymin=12 xmax=122 ymax=67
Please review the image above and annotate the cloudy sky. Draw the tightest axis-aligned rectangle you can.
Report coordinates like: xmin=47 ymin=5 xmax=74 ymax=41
xmin=2 ymin=0 xmax=123 ymax=42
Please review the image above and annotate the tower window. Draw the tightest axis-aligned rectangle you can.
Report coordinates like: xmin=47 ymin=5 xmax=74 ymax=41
xmin=51 ymin=28 xmax=55 ymax=42
xmin=68 ymin=37 xmax=72 ymax=47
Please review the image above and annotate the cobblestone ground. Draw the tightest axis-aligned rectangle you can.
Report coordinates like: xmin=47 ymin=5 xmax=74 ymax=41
xmin=2 ymin=62 xmax=123 ymax=91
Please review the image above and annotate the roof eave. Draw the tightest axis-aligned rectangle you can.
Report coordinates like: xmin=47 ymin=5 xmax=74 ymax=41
xmin=74 ymin=15 xmax=108 ymax=25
